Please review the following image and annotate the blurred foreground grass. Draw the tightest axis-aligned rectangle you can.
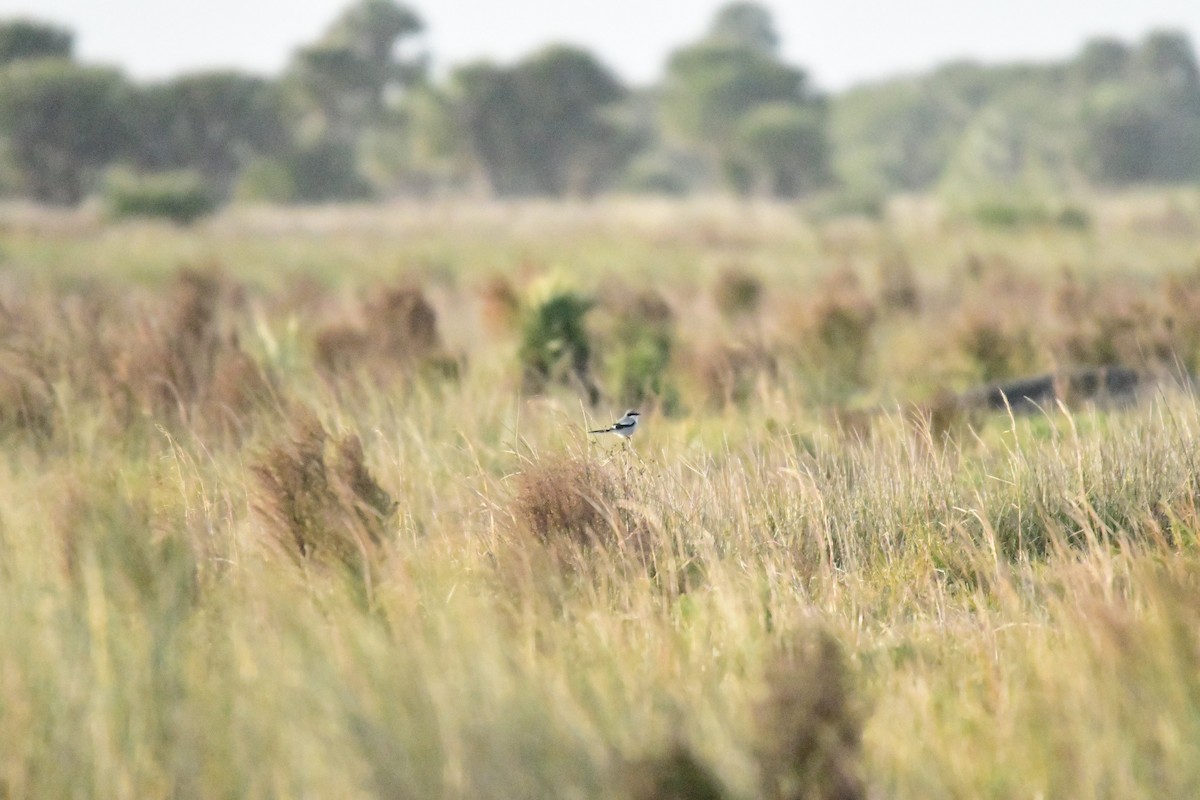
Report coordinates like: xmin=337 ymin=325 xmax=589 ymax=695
xmin=0 ymin=197 xmax=1199 ymax=798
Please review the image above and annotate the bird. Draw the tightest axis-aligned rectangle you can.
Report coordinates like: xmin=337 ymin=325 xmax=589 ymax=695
xmin=589 ymin=409 xmax=640 ymax=439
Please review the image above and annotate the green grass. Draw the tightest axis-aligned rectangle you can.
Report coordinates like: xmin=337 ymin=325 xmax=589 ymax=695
xmin=0 ymin=196 xmax=1199 ymax=798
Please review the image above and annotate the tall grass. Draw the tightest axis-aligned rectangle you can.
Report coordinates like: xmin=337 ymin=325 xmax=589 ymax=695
xmin=0 ymin=198 xmax=1198 ymax=798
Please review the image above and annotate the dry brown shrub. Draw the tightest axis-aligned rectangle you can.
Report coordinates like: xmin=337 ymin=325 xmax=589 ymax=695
xmin=115 ymin=268 xmax=221 ymax=418
xmin=0 ymin=294 xmax=61 ymax=437
xmin=251 ymin=406 xmax=395 ymax=583
xmin=314 ymin=284 xmax=453 ymax=384
xmin=363 ymin=285 xmax=441 ymax=362
xmin=105 ymin=268 xmax=276 ymax=435
xmin=601 ymin=286 xmax=674 ymax=330
xmin=827 ymin=406 xmax=875 ymax=442
xmin=877 ymin=250 xmax=919 ymax=312
xmin=314 ymin=324 xmax=370 ymax=376
xmin=757 ymin=629 xmax=864 ymax=800
xmin=955 ymin=306 xmax=1037 ymax=382
xmin=57 ymin=289 xmax=122 ymax=390
xmin=511 ymin=454 xmax=622 ymax=549
xmin=793 ymin=269 xmax=877 ymax=386
xmin=203 ymin=338 xmax=277 ymax=433
xmin=479 ymin=274 xmax=522 ymax=334
xmin=714 ymin=266 xmax=763 ymax=319
xmin=1162 ymin=271 xmax=1200 ymax=372
xmin=688 ymin=342 xmax=774 ymax=410
xmin=1059 ymin=290 xmax=1172 ymax=369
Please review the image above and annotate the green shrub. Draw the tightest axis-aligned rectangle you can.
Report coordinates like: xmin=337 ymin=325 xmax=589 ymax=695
xmin=105 ymin=169 xmax=217 ymax=224
xmin=518 ymin=278 xmax=597 ymax=403
xmin=605 ymin=291 xmax=677 ymax=409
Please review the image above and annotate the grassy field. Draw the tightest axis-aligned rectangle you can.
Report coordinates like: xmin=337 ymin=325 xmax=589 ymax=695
xmin=1 ymin=196 xmax=1200 ymax=798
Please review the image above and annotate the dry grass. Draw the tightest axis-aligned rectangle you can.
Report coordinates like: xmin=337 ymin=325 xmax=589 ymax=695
xmin=0 ymin=197 xmax=1199 ymax=798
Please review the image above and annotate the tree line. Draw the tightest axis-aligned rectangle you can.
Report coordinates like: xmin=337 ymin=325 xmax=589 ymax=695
xmin=0 ymin=1 xmax=1197 ymax=212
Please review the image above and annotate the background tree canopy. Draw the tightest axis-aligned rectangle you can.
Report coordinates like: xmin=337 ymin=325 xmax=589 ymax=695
xmin=0 ymin=2 xmax=1197 ymax=210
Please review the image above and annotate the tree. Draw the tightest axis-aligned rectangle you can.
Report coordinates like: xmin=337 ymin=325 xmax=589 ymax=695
xmin=0 ymin=19 xmax=71 ymax=65
xmin=734 ymin=102 xmax=828 ymax=196
xmin=284 ymin=0 xmax=426 ymax=200
xmin=662 ymin=42 xmax=808 ymax=148
xmin=453 ymin=46 xmax=637 ymax=196
xmin=1081 ymin=32 xmax=1200 ymax=185
xmin=290 ymin=0 xmax=424 ymax=142
xmin=1138 ymin=30 xmax=1200 ymax=90
xmin=1074 ymin=38 xmax=1131 ymax=85
xmin=1082 ymin=87 xmax=1159 ymax=184
xmin=660 ymin=2 xmax=828 ymax=196
xmin=0 ymin=59 xmax=129 ymax=203
xmin=708 ymin=2 xmax=779 ymax=54
xmin=128 ymin=72 xmax=289 ymax=196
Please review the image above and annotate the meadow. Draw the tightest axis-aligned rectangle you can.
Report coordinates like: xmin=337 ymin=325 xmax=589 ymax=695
xmin=1 ymin=195 xmax=1200 ymax=799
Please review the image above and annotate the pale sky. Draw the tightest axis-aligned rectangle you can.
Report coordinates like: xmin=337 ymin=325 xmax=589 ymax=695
xmin=2 ymin=0 xmax=1199 ymax=90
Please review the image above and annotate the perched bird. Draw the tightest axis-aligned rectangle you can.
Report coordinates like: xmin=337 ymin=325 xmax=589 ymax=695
xmin=589 ymin=409 xmax=640 ymax=439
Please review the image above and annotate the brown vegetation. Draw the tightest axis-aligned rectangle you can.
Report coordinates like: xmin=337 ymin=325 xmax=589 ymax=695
xmin=251 ymin=405 xmax=395 ymax=585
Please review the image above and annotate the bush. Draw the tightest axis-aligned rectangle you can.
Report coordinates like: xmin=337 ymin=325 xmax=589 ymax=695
xmin=511 ymin=455 xmax=619 ymax=548
xmin=104 ymin=169 xmax=218 ymax=224
xmin=956 ymin=308 xmax=1037 ymax=382
xmin=802 ymin=270 xmax=877 ymax=391
xmin=604 ymin=290 xmax=677 ymax=409
xmin=518 ymin=279 xmax=598 ymax=403
xmin=714 ymin=267 xmax=762 ymax=319
xmin=313 ymin=284 xmax=452 ymax=385
xmin=251 ymin=406 xmax=394 ymax=589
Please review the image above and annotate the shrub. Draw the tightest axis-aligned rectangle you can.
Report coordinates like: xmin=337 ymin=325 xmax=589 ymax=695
xmin=518 ymin=280 xmax=598 ymax=404
xmin=512 ymin=455 xmax=617 ymax=548
xmin=956 ymin=307 xmax=1037 ymax=382
xmin=363 ymin=285 xmax=442 ymax=363
xmin=314 ymin=285 xmax=452 ymax=384
xmin=796 ymin=270 xmax=877 ymax=392
xmin=478 ymin=275 xmax=522 ymax=334
xmin=0 ymin=352 xmax=54 ymax=438
xmin=689 ymin=342 xmax=774 ymax=409
xmin=109 ymin=268 xmax=273 ymax=434
xmin=104 ymin=169 xmax=218 ymax=225
xmin=604 ymin=290 xmax=677 ymax=409
xmin=116 ymin=268 xmax=222 ymax=420
xmin=251 ymin=406 xmax=395 ymax=591
xmin=714 ymin=267 xmax=763 ymax=319
xmin=314 ymin=325 xmax=371 ymax=376
xmin=1056 ymin=206 xmax=1092 ymax=230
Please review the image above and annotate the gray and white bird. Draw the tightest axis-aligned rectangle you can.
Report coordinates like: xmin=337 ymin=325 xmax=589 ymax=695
xmin=589 ymin=409 xmax=640 ymax=439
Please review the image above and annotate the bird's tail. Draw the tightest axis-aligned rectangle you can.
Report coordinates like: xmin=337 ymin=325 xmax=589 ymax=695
xmin=588 ymin=427 xmax=613 ymax=434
